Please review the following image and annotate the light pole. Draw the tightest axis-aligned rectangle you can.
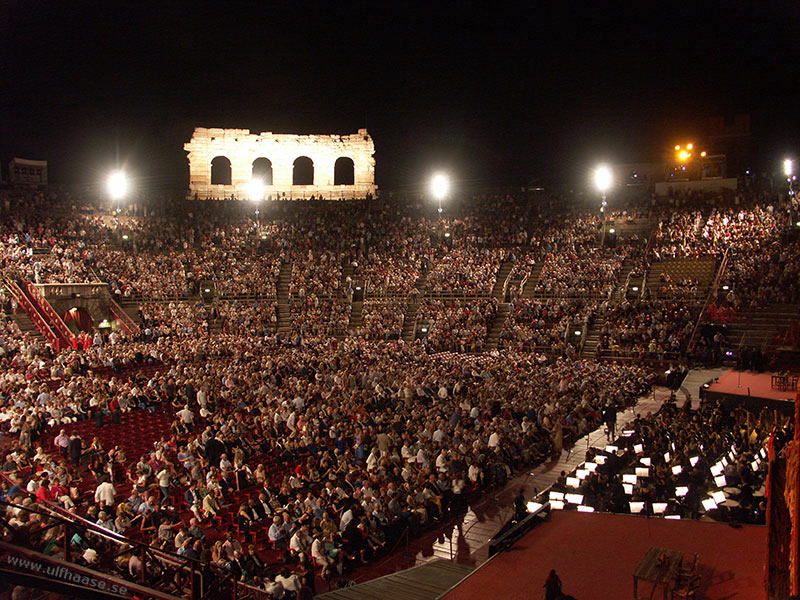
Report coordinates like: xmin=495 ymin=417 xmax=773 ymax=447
xmin=431 ymin=173 xmax=449 ymax=217
xmin=248 ymin=178 xmax=265 ymax=227
xmin=106 ymin=170 xmax=128 ymax=214
xmin=594 ymin=164 xmax=612 ymax=227
xmin=784 ymin=159 xmax=793 ymax=202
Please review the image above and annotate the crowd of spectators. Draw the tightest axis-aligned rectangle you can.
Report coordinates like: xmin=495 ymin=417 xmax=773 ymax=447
xmin=0 ymin=184 xmax=798 ymax=598
xmin=596 ymin=299 xmax=699 ymax=359
xmin=417 ymin=298 xmax=497 ymax=352
xmin=358 ymin=300 xmax=405 ymax=340
xmin=500 ymin=299 xmax=595 ymax=352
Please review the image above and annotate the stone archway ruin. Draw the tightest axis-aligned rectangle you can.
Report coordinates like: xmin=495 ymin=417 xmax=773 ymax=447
xmin=184 ymin=127 xmax=377 ymax=200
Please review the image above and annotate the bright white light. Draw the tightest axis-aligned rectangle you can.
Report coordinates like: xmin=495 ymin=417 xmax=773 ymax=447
xmin=689 ymin=456 xmax=699 ymax=467
xmin=595 ymin=455 xmax=607 ymax=464
xmin=630 ymin=501 xmax=645 ymax=514
xmin=431 ymin=173 xmax=450 ymax=200
xmin=549 ymin=491 xmax=564 ymax=501
xmin=550 ymin=500 xmax=564 ymax=510
xmin=715 ymin=475 xmax=727 ymax=487
xmin=622 ymin=474 xmax=637 ymax=484
xmin=605 ymin=445 xmax=618 ymax=453
xmin=640 ymin=457 xmax=651 ymax=466
xmin=652 ymin=503 xmax=667 ymax=514
xmin=576 ymin=469 xmax=589 ymax=480
xmin=712 ymin=491 xmax=726 ymax=504
xmin=566 ymin=477 xmax=580 ymax=488
xmin=635 ymin=467 xmax=649 ymax=477
xmin=623 ymin=483 xmax=633 ymax=495
xmin=594 ymin=165 xmax=612 ymax=193
xmin=608 ymin=228 xmax=616 ymax=234
xmin=107 ymin=171 xmax=128 ymax=201
xmin=577 ymin=505 xmax=594 ymax=513
xmin=701 ymin=498 xmax=717 ymax=511
xmin=785 ymin=158 xmax=793 ymax=177
xmin=574 ymin=330 xmax=582 ymax=336
xmin=634 ymin=444 xmax=643 ymax=454
xmin=248 ymin=178 xmax=265 ymax=202
xmin=751 ymin=460 xmax=759 ymax=472
xmin=710 ymin=464 xmax=723 ymax=476
xmin=675 ymin=486 xmax=689 ymax=497
xmin=585 ymin=462 xmax=597 ymax=472
xmin=665 ymin=515 xmax=681 ymax=520
xmin=526 ymin=501 xmax=543 ymax=513
xmin=672 ymin=466 xmax=682 ymax=475
xmin=664 ymin=452 xmax=670 ymax=462
xmin=565 ymin=493 xmax=584 ymax=505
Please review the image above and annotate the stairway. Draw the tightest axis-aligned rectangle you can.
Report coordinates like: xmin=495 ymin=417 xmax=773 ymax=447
xmin=347 ymin=299 xmax=363 ymax=336
xmin=521 ymin=263 xmax=544 ymax=298
xmin=615 ymin=258 xmax=636 ymax=299
xmin=726 ymin=303 xmax=800 ymax=353
xmin=491 ymin=260 xmax=514 ymax=299
xmin=581 ymin=316 xmax=606 ymax=358
xmin=485 ymin=302 xmax=510 ymax=350
xmin=276 ymin=261 xmax=293 ymax=336
xmin=402 ymin=271 xmax=428 ymax=342
xmin=18 ymin=282 xmax=72 ymax=349
xmin=10 ymin=310 xmax=45 ymax=343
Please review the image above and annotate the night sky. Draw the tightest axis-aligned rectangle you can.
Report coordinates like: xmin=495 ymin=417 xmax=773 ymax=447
xmin=2 ymin=2 xmax=800 ymax=192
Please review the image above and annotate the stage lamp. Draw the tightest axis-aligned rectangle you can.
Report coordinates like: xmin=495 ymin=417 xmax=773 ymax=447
xmin=700 ymin=151 xmax=707 ymax=157
xmin=785 ymin=158 xmax=793 ymax=177
xmin=687 ymin=143 xmax=693 ymax=150
xmin=248 ymin=178 xmax=265 ymax=202
xmin=678 ymin=150 xmax=689 ymax=161
xmin=107 ymin=170 xmax=128 ymax=201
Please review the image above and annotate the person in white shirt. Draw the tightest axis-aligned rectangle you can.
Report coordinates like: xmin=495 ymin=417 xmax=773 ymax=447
xmin=95 ymin=477 xmax=116 ymax=507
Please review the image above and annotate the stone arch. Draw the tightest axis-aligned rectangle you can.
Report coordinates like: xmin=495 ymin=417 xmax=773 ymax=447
xmin=252 ymin=157 xmax=273 ymax=185
xmin=334 ymin=156 xmax=355 ymax=185
xmin=293 ymin=156 xmax=314 ymax=185
xmin=210 ymin=156 xmax=232 ymax=185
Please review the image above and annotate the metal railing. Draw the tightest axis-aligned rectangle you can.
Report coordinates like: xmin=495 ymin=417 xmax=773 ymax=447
xmin=4 ymin=279 xmax=62 ymax=351
xmin=26 ymin=282 xmax=77 ymax=349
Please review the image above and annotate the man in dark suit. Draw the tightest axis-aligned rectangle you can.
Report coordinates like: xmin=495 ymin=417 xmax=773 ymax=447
xmin=68 ymin=434 xmax=83 ymax=471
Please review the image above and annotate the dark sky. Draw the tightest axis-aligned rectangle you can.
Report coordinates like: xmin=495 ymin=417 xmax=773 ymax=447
xmin=2 ymin=1 xmax=800 ymax=192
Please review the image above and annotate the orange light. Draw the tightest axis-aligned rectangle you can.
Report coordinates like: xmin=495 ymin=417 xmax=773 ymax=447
xmin=679 ymin=151 xmax=689 ymax=161
xmin=700 ymin=151 xmax=707 ymax=157
xmin=687 ymin=143 xmax=693 ymax=150
xmin=675 ymin=145 xmax=681 ymax=151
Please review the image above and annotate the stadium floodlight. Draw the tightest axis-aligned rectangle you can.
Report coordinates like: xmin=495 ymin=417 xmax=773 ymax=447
xmin=107 ymin=170 xmax=128 ymax=202
xmin=594 ymin=165 xmax=612 ymax=193
xmin=248 ymin=178 xmax=265 ymax=202
xmin=431 ymin=172 xmax=449 ymax=215
xmin=785 ymin=158 xmax=793 ymax=177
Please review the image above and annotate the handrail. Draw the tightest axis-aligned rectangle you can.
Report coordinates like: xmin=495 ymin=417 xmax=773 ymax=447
xmin=0 ymin=491 xmax=235 ymax=600
xmin=4 ymin=279 xmax=61 ymax=351
xmin=26 ymin=282 xmax=77 ymax=349
xmin=687 ymin=246 xmax=730 ymax=354
xmin=108 ymin=296 xmax=140 ymax=337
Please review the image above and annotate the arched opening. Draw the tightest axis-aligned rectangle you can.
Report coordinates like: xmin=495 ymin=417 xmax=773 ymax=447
xmin=293 ymin=156 xmax=314 ymax=185
xmin=211 ymin=156 xmax=232 ymax=185
xmin=334 ymin=157 xmax=355 ymax=185
xmin=63 ymin=307 xmax=94 ymax=333
xmin=252 ymin=157 xmax=273 ymax=185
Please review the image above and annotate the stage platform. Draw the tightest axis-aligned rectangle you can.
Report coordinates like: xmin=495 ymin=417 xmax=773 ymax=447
xmin=700 ymin=369 xmax=796 ymax=414
xmin=442 ymin=511 xmax=765 ymax=600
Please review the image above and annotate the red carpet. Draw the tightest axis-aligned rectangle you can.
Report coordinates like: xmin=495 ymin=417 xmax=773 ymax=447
xmin=707 ymin=370 xmax=795 ymax=402
xmin=443 ymin=511 xmax=765 ymax=600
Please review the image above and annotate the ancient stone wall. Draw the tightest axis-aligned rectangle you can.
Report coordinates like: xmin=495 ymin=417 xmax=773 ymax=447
xmin=184 ymin=127 xmax=377 ymax=200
